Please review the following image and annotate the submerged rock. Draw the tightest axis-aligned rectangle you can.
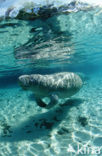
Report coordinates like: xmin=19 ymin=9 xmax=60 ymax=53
xmin=18 ymin=72 xmax=83 ymax=109
xmin=77 ymin=116 xmax=88 ymax=127
xmin=57 ymin=127 xmax=70 ymax=135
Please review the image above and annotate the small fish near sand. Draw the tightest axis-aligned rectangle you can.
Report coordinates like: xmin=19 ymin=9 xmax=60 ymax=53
xmin=18 ymin=72 xmax=83 ymax=109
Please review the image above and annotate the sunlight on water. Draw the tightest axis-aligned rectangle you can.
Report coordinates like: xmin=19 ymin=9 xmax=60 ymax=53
xmin=0 ymin=7 xmax=102 ymax=77
xmin=0 ymin=2 xmax=102 ymax=156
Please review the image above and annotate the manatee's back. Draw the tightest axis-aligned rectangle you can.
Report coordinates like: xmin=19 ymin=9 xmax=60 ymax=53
xmin=41 ymin=72 xmax=82 ymax=90
xmin=19 ymin=72 xmax=82 ymax=88
xmin=48 ymin=72 xmax=83 ymax=98
xmin=18 ymin=72 xmax=83 ymax=98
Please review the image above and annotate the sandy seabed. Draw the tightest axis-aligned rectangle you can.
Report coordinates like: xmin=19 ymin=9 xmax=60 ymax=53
xmin=0 ymin=73 xmax=102 ymax=156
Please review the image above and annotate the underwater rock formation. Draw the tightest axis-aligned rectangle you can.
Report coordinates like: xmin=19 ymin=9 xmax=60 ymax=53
xmin=18 ymin=72 xmax=83 ymax=109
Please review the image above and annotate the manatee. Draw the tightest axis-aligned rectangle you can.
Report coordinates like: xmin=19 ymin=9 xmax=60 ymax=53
xmin=18 ymin=72 xmax=83 ymax=109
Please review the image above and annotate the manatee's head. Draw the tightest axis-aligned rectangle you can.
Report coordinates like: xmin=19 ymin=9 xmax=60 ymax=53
xmin=18 ymin=74 xmax=40 ymax=91
xmin=18 ymin=75 xmax=31 ymax=90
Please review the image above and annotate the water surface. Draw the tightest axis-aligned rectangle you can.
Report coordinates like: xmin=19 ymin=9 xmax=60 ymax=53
xmin=0 ymin=1 xmax=102 ymax=156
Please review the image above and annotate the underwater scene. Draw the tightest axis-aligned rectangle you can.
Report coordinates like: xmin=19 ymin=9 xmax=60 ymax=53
xmin=0 ymin=0 xmax=102 ymax=155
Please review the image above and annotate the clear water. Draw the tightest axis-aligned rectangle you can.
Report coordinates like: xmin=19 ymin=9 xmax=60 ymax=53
xmin=0 ymin=5 xmax=102 ymax=156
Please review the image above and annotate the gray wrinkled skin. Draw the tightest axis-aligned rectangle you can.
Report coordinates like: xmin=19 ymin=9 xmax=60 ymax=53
xmin=18 ymin=72 xmax=83 ymax=108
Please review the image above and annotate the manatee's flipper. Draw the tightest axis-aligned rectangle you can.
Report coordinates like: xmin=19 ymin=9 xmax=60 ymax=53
xmin=35 ymin=94 xmax=58 ymax=109
xmin=46 ymin=94 xmax=59 ymax=109
xmin=35 ymin=98 xmax=47 ymax=108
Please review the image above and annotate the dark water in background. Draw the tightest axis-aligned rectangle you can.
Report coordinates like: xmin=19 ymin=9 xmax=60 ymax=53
xmin=0 ymin=5 xmax=102 ymax=156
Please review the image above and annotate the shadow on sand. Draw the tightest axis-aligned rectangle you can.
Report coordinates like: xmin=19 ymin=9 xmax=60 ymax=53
xmin=0 ymin=98 xmax=83 ymax=142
